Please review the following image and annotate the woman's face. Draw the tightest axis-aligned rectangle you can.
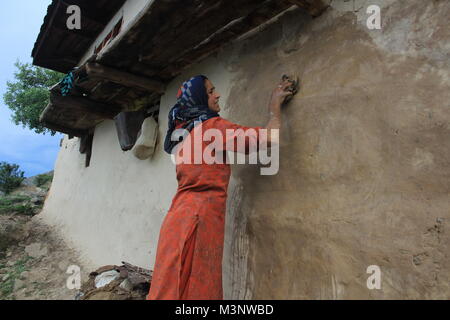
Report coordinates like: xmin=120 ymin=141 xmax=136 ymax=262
xmin=205 ymin=79 xmax=221 ymax=113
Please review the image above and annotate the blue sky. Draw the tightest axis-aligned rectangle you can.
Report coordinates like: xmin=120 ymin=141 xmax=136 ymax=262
xmin=0 ymin=1 xmax=63 ymax=178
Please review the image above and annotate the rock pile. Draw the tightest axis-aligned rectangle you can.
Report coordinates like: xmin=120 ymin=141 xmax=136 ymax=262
xmin=76 ymin=262 xmax=152 ymax=300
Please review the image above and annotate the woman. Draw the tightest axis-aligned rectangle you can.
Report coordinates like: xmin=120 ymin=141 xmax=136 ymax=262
xmin=147 ymin=75 xmax=295 ymax=300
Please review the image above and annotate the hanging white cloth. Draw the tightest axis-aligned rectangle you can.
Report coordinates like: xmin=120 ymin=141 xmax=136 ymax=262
xmin=132 ymin=117 xmax=159 ymax=160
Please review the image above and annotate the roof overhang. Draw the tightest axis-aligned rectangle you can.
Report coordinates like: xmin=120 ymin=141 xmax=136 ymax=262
xmin=33 ymin=0 xmax=331 ymax=137
xmin=32 ymin=0 xmax=126 ymax=73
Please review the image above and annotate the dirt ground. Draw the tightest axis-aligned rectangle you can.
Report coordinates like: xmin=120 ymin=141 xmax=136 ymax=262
xmin=0 ymin=184 xmax=90 ymax=300
xmin=0 ymin=182 xmax=150 ymax=300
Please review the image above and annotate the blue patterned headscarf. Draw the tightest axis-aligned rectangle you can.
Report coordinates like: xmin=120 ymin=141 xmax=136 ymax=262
xmin=164 ymin=75 xmax=220 ymax=154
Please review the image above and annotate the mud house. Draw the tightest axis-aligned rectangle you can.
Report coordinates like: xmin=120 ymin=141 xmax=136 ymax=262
xmin=32 ymin=0 xmax=449 ymax=299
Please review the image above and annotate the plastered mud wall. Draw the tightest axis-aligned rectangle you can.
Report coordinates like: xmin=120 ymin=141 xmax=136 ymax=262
xmin=222 ymin=0 xmax=449 ymax=299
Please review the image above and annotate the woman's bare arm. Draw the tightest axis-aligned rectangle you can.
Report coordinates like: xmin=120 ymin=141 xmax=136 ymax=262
xmin=264 ymin=77 xmax=295 ymax=147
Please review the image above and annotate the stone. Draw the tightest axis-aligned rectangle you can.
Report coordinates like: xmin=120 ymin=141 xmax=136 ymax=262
xmin=91 ymin=265 xmax=118 ymax=276
xmin=94 ymin=270 xmax=120 ymax=288
xmin=31 ymin=197 xmax=43 ymax=205
xmin=2 ymin=274 xmax=10 ymax=281
xmin=21 ymin=177 xmax=35 ymax=187
xmin=25 ymin=243 xmax=48 ymax=259
xmin=14 ymin=279 xmax=25 ymax=291
xmin=84 ymin=291 xmax=114 ymax=300
xmin=75 ymin=291 xmax=85 ymax=300
xmin=119 ymin=279 xmax=133 ymax=291
xmin=20 ymin=271 xmax=30 ymax=279
xmin=11 ymin=231 xmax=26 ymax=242
xmin=37 ymin=190 xmax=48 ymax=197
xmin=13 ymin=288 xmax=29 ymax=300
xmin=22 ymin=229 xmax=31 ymax=239
xmin=25 ymin=269 xmax=45 ymax=283
xmin=7 ymin=260 xmax=15 ymax=267
xmin=58 ymin=261 xmax=69 ymax=272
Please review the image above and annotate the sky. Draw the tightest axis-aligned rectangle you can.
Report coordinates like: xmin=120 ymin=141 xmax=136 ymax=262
xmin=0 ymin=1 xmax=63 ymax=178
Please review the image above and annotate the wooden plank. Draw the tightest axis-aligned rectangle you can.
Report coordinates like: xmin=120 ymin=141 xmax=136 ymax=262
xmin=159 ymin=0 xmax=292 ymax=78
xmin=32 ymin=1 xmax=62 ymax=61
xmin=41 ymin=120 xmax=87 ymax=137
xmin=114 ymin=109 xmax=148 ymax=151
xmin=85 ymin=63 xmax=165 ymax=93
xmin=286 ymin=0 xmax=331 ymax=17
xmin=98 ymin=0 xmax=272 ymax=68
xmin=52 ymin=25 xmax=96 ymax=42
xmin=50 ymin=93 xmax=121 ymax=119
xmin=49 ymin=83 xmax=61 ymax=93
xmin=36 ymin=56 xmax=79 ymax=66
xmin=137 ymin=0 xmax=272 ymax=67
xmin=79 ymin=130 xmax=95 ymax=167
xmin=39 ymin=103 xmax=54 ymax=124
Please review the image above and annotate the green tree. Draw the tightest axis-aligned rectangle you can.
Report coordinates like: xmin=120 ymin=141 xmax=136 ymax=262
xmin=3 ymin=61 xmax=63 ymax=135
xmin=0 ymin=162 xmax=25 ymax=195
xmin=35 ymin=173 xmax=53 ymax=187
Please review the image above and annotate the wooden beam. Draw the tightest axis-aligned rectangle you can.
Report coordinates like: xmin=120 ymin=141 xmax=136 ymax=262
xmin=79 ymin=130 xmax=94 ymax=167
xmin=52 ymin=25 xmax=97 ymax=42
xmin=32 ymin=1 xmax=61 ymax=59
xmin=85 ymin=63 xmax=165 ymax=93
xmin=49 ymin=83 xmax=60 ymax=93
xmin=39 ymin=103 xmax=53 ymax=124
xmin=33 ymin=57 xmax=77 ymax=73
xmin=41 ymin=120 xmax=87 ymax=137
xmin=286 ymin=0 xmax=331 ymax=17
xmin=159 ymin=0 xmax=292 ymax=78
xmin=50 ymin=94 xmax=121 ymax=119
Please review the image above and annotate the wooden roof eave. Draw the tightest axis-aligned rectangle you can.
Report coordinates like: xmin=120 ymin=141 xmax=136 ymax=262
xmin=38 ymin=0 xmax=331 ymax=136
xmin=32 ymin=0 xmax=127 ymax=73
xmin=39 ymin=60 xmax=166 ymax=135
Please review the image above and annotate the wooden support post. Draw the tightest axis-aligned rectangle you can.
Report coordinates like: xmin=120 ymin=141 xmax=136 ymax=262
xmin=286 ymin=0 xmax=331 ymax=17
xmin=79 ymin=130 xmax=94 ymax=167
xmin=85 ymin=63 xmax=166 ymax=93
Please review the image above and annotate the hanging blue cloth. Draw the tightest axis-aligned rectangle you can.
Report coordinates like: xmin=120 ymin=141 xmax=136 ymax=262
xmin=60 ymin=71 xmax=75 ymax=96
xmin=164 ymin=75 xmax=219 ymax=154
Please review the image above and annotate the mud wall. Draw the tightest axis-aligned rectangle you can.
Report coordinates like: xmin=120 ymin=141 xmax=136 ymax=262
xmin=222 ymin=0 xmax=449 ymax=299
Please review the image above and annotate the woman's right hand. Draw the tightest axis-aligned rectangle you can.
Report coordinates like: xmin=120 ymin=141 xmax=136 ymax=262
xmin=270 ymin=76 xmax=295 ymax=106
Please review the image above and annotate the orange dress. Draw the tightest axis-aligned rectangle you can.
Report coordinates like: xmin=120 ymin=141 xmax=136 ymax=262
xmin=147 ymin=117 xmax=263 ymax=300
